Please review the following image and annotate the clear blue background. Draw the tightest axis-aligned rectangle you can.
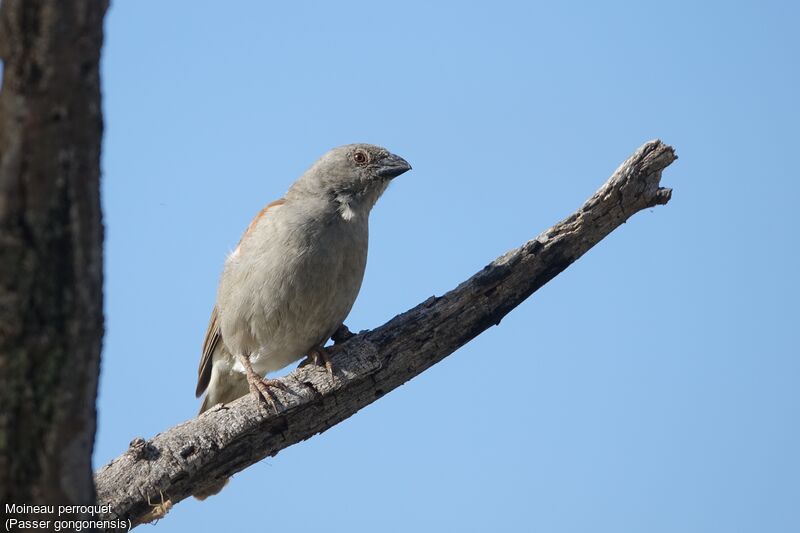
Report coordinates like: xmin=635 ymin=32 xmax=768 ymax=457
xmin=96 ymin=1 xmax=799 ymax=532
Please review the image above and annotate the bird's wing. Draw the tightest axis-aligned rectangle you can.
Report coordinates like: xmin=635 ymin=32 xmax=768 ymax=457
xmin=235 ymin=198 xmax=286 ymax=255
xmin=195 ymin=197 xmax=287 ymax=398
xmin=196 ymin=305 xmax=221 ymax=397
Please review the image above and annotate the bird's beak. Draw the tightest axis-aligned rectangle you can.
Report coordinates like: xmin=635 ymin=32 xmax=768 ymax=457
xmin=375 ymin=153 xmax=412 ymax=179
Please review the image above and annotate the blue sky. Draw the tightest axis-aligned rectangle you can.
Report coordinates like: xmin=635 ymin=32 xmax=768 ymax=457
xmin=96 ymin=1 xmax=799 ymax=532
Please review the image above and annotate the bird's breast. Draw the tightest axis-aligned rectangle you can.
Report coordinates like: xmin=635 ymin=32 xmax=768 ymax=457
xmin=217 ymin=209 xmax=369 ymax=373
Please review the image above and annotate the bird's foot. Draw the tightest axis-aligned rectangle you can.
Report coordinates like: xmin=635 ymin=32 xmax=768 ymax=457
xmin=237 ymin=354 xmax=288 ymax=412
xmin=248 ymin=375 xmax=290 ymax=412
xmin=298 ymin=345 xmax=340 ymax=378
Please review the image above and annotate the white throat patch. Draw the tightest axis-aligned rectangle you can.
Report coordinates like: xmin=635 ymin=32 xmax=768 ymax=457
xmin=336 ymin=194 xmax=357 ymax=221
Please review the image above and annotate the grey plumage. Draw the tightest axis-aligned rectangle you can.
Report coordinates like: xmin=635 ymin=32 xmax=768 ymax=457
xmin=193 ymin=144 xmax=409 ymax=499
xmin=196 ymin=144 xmax=409 ymax=410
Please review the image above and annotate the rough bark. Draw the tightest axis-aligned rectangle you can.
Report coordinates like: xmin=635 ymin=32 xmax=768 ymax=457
xmin=94 ymin=140 xmax=676 ymax=528
xmin=0 ymin=0 xmax=108 ymax=520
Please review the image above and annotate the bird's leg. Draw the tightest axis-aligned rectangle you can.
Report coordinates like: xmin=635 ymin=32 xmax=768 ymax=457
xmin=237 ymin=354 xmax=288 ymax=411
xmin=298 ymin=324 xmax=355 ymax=377
xmin=298 ymin=345 xmax=340 ymax=378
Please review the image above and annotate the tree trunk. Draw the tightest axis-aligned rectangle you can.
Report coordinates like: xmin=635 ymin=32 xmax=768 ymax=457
xmin=0 ymin=0 xmax=108 ymax=522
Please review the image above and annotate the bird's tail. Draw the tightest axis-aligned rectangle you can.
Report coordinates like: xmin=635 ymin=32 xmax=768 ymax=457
xmin=197 ymin=360 xmax=249 ymax=415
xmin=194 ymin=364 xmax=249 ymax=500
xmin=193 ymin=479 xmax=230 ymax=501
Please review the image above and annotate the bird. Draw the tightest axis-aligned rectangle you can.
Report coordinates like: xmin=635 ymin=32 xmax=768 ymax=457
xmin=195 ymin=143 xmax=411 ymax=416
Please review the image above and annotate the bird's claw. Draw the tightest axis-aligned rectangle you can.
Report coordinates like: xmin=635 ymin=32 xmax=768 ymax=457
xmin=299 ymin=345 xmax=339 ymax=379
xmin=246 ymin=374 xmax=287 ymax=412
xmin=238 ymin=354 xmax=287 ymax=412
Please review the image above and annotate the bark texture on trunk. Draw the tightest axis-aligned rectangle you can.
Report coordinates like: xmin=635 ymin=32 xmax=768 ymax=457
xmin=0 ymin=0 xmax=108 ymax=520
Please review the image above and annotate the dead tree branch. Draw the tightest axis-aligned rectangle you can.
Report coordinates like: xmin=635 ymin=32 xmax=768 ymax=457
xmin=95 ymin=140 xmax=677 ymax=529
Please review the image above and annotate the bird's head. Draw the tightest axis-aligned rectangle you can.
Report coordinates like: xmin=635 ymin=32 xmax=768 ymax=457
xmin=291 ymin=144 xmax=411 ymax=220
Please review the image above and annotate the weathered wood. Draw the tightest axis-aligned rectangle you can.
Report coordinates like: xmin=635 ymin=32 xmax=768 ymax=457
xmin=94 ymin=140 xmax=676 ymax=529
xmin=0 ymin=0 xmax=108 ymax=521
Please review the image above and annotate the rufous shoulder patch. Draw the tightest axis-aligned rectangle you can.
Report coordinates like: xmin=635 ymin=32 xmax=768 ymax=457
xmin=235 ymin=198 xmax=286 ymax=252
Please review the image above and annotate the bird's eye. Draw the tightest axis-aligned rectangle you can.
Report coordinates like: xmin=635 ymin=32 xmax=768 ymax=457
xmin=353 ymin=151 xmax=368 ymax=165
